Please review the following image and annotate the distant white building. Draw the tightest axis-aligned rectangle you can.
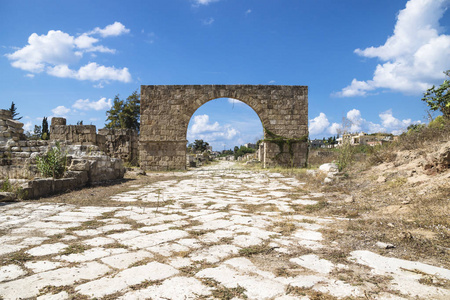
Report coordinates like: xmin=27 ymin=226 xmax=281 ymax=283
xmin=336 ymin=132 xmax=395 ymax=147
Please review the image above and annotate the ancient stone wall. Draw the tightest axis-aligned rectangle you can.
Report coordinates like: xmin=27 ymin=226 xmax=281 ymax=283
xmin=140 ymin=85 xmax=308 ymax=170
xmin=50 ymin=118 xmax=97 ymax=145
xmin=0 ymin=111 xmax=125 ymax=199
xmin=97 ymin=128 xmax=139 ymax=165
xmin=48 ymin=118 xmax=139 ymax=165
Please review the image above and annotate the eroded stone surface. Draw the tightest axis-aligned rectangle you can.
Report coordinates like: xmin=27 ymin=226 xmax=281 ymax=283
xmin=75 ymin=262 xmax=178 ymax=298
xmin=0 ymin=161 xmax=448 ymax=300
xmin=0 ymin=264 xmax=26 ymax=282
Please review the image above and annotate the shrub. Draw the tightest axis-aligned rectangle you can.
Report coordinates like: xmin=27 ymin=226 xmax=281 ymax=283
xmin=1 ymin=177 xmax=12 ymax=192
xmin=336 ymin=141 xmax=355 ymax=171
xmin=428 ymin=115 xmax=446 ymax=129
xmin=36 ymin=142 xmax=67 ymax=179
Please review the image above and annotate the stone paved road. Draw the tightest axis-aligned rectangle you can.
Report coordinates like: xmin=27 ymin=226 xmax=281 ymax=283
xmin=1 ymin=161 xmax=449 ymax=299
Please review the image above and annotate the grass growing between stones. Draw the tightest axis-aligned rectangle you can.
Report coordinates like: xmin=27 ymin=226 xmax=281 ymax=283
xmin=129 ymin=279 xmax=164 ymax=290
xmin=188 ymin=229 xmax=213 ymax=237
xmin=271 ymin=220 xmax=297 ymax=235
xmin=241 ymin=203 xmax=279 ymax=213
xmin=119 ymin=217 xmax=145 ymax=229
xmin=3 ymin=251 xmax=33 ymax=266
xmin=199 ymin=278 xmax=248 ymax=300
xmin=180 ymin=202 xmax=196 ymax=209
xmin=211 ymin=285 xmax=248 ymax=300
xmin=103 ymin=242 xmax=128 ymax=249
xmin=285 ymin=287 xmax=338 ymax=300
xmin=38 ymin=285 xmax=77 ymax=297
xmin=303 ymin=200 xmax=329 ymax=213
xmin=59 ymin=244 xmax=90 ymax=255
xmin=238 ymin=243 xmax=275 ymax=257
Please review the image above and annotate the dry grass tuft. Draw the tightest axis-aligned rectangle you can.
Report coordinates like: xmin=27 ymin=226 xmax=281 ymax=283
xmin=59 ymin=244 xmax=90 ymax=256
xmin=238 ymin=243 xmax=275 ymax=257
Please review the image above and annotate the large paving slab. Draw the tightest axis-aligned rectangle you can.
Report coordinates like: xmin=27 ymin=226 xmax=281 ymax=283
xmin=0 ymin=161 xmax=448 ymax=299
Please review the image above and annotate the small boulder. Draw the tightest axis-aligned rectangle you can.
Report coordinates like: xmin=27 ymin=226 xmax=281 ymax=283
xmin=376 ymin=241 xmax=395 ymax=249
xmin=319 ymin=163 xmax=339 ymax=173
xmin=324 ymin=177 xmax=333 ymax=184
xmin=344 ymin=195 xmax=354 ymax=203
xmin=0 ymin=192 xmax=16 ymax=202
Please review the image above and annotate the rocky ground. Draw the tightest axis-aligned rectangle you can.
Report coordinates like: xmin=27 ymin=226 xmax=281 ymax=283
xmin=0 ymin=160 xmax=449 ymax=299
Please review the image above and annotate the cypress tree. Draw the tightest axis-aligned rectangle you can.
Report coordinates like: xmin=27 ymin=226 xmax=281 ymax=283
xmin=42 ymin=117 xmax=49 ymax=140
xmin=8 ymin=101 xmax=22 ymax=120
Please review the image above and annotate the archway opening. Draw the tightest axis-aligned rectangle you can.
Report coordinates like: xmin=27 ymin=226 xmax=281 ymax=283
xmin=186 ymin=97 xmax=263 ymax=164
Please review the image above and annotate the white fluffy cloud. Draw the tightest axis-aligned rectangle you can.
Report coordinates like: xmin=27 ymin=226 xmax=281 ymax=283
xmin=51 ymin=106 xmax=71 ymax=117
xmin=189 ymin=114 xmax=221 ymax=134
xmin=72 ymin=97 xmax=112 ymax=111
xmin=23 ymin=121 xmax=33 ymax=132
xmin=6 ymin=22 xmax=131 ymax=83
xmin=48 ymin=62 xmax=131 ymax=82
xmin=336 ymin=0 xmax=450 ymax=97
xmin=309 ymin=113 xmax=330 ymax=135
xmin=346 ymin=109 xmax=363 ymax=132
xmin=309 ymin=109 xmax=420 ymax=137
xmin=188 ymin=114 xmax=240 ymax=144
xmin=328 ymin=122 xmax=342 ymax=135
xmin=88 ymin=22 xmax=130 ymax=38
xmin=7 ymin=30 xmax=79 ymax=73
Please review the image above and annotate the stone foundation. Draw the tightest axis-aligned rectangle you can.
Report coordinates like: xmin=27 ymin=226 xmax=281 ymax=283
xmin=262 ymin=141 xmax=308 ymax=168
xmin=140 ymin=141 xmax=186 ymax=170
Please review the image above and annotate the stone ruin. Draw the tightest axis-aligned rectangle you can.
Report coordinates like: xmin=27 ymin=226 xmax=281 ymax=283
xmin=50 ymin=117 xmax=139 ymax=165
xmin=1 ymin=85 xmax=309 ymax=197
xmin=0 ymin=111 xmax=138 ymax=200
xmin=140 ymin=85 xmax=309 ymax=171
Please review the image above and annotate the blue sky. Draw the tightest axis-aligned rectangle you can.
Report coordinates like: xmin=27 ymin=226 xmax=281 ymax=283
xmin=1 ymin=0 xmax=449 ymax=150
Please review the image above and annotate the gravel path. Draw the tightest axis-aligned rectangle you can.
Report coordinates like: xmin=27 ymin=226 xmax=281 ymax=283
xmin=1 ymin=161 xmax=449 ymax=299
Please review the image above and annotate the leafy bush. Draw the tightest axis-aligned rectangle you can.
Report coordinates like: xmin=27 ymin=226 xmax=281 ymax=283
xmin=1 ymin=177 xmax=12 ymax=192
xmin=36 ymin=143 xmax=67 ymax=178
xmin=422 ymin=70 xmax=450 ymax=119
xmin=428 ymin=115 xmax=446 ymax=129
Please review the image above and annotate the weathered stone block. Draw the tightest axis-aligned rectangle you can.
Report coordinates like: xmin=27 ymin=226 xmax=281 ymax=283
xmin=69 ymin=159 xmax=90 ymax=171
xmin=51 ymin=117 xmax=66 ymax=126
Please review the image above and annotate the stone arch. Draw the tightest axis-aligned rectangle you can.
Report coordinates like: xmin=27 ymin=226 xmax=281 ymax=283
xmin=140 ymin=85 xmax=308 ymax=170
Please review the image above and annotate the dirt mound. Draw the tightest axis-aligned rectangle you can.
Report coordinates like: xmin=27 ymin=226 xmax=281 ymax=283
xmin=423 ymin=141 xmax=450 ymax=175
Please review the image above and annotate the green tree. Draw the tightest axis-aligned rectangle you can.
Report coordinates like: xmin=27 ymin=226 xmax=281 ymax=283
xmin=193 ymin=139 xmax=209 ymax=152
xmin=105 ymin=90 xmax=140 ymax=130
xmin=422 ymin=70 xmax=450 ymax=119
xmin=41 ymin=117 xmax=49 ymax=140
xmin=105 ymin=95 xmax=124 ymax=129
xmin=233 ymin=145 xmax=256 ymax=159
xmin=31 ymin=125 xmax=42 ymax=140
xmin=8 ymin=101 xmax=22 ymax=120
